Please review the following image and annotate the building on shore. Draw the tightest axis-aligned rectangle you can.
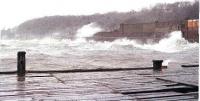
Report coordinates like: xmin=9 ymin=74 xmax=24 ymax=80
xmin=181 ymin=19 xmax=199 ymax=43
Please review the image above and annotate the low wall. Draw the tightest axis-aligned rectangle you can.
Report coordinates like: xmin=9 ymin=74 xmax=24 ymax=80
xmin=93 ymin=20 xmax=198 ymax=43
xmin=120 ymin=22 xmax=180 ymax=34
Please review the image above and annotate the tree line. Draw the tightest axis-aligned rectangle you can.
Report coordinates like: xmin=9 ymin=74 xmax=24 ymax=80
xmin=1 ymin=1 xmax=198 ymax=39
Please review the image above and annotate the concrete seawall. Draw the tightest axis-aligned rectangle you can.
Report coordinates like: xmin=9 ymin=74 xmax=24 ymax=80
xmin=93 ymin=20 xmax=199 ymax=43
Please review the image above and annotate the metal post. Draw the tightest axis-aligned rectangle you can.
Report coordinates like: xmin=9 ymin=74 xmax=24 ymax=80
xmin=152 ymin=60 xmax=163 ymax=70
xmin=17 ymin=51 xmax=26 ymax=76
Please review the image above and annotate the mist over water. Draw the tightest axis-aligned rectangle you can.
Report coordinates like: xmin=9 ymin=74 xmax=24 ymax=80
xmin=0 ymin=23 xmax=198 ymax=71
xmin=76 ymin=23 xmax=103 ymax=38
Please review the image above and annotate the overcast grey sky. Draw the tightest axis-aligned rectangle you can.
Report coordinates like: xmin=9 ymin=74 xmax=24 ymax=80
xmin=0 ymin=0 xmax=195 ymax=29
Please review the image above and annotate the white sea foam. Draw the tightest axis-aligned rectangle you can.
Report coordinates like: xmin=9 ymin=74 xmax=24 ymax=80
xmin=0 ymin=23 xmax=198 ymax=58
xmin=163 ymin=59 xmax=173 ymax=66
xmin=71 ymin=30 xmax=198 ymax=52
xmin=141 ymin=31 xmax=198 ymax=52
xmin=76 ymin=22 xmax=102 ymax=38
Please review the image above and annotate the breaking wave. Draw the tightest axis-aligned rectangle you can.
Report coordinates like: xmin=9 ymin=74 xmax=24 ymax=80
xmin=113 ymin=31 xmax=198 ymax=53
xmin=76 ymin=23 xmax=102 ymax=38
xmin=73 ymin=23 xmax=198 ymax=52
xmin=0 ymin=22 xmax=198 ymax=58
xmin=0 ymin=31 xmax=198 ymax=57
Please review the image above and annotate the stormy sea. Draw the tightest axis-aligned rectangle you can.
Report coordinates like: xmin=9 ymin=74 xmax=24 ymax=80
xmin=0 ymin=23 xmax=198 ymax=72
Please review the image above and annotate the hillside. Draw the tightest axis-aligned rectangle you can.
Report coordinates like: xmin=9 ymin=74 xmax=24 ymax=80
xmin=1 ymin=12 xmax=135 ymax=39
xmin=1 ymin=1 xmax=198 ymax=39
xmin=124 ymin=1 xmax=199 ymax=24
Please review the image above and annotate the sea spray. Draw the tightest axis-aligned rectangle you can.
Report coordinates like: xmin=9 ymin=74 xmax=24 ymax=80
xmin=76 ymin=23 xmax=102 ymax=38
xmin=0 ymin=30 xmax=198 ymax=59
xmin=141 ymin=31 xmax=198 ymax=53
xmin=73 ymin=31 xmax=198 ymax=52
xmin=163 ymin=59 xmax=172 ymax=66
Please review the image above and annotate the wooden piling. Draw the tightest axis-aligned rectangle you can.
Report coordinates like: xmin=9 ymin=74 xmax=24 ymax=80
xmin=152 ymin=60 xmax=163 ymax=70
xmin=17 ymin=51 xmax=26 ymax=76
